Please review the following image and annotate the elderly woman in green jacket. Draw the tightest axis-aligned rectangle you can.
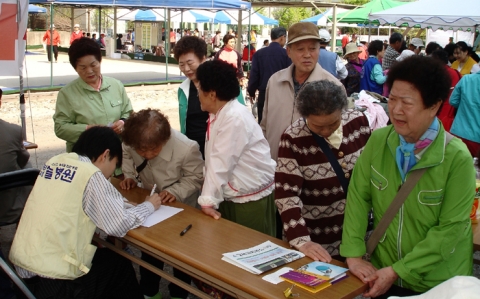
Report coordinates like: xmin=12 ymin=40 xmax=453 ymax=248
xmin=53 ymin=37 xmax=132 ymax=152
xmin=174 ymin=36 xmax=244 ymax=158
xmin=341 ymin=56 xmax=475 ymax=298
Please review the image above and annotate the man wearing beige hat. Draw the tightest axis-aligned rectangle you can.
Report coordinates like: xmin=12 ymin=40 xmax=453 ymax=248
xmin=408 ymin=38 xmax=424 ymax=55
xmin=70 ymin=24 xmax=83 ymax=45
xmin=260 ymin=22 xmax=345 ymax=161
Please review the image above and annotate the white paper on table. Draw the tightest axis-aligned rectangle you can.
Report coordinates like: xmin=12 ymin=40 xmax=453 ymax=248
xmin=262 ymin=267 xmax=293 ymax=284
xmin=141 ymin=206 xmax=183 ymax=227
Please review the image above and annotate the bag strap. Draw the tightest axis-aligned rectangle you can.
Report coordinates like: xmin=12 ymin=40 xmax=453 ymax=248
xmin=310 ymin=129 xmax=349 ymax=195
xmin=366 ymin=132 xmax=454 ymax=255
xmin=135 ymin=159 xmax=148 ymax=181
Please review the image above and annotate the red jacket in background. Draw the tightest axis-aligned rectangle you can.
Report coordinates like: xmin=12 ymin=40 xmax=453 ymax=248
xmin=438 ymin=66 xmax=462 ymax=132
xmin=70 ymin=30 xmax=83 ymax=45
xmin=242 ymin=46 xmax=256 ymax=62
xmin=43 ymin=30 xmax=60 ymax=46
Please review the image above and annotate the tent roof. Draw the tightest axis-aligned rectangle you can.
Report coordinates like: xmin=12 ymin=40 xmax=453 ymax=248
xmin=329 ymin=0 xmax=406 ymax=24
xmin=29 ymin=0 xmax=250 ymax=10
xmin=212 ymin=10 xmax=278 ymax=25
xmin=28 ymin=4 xmax=47 ymax=13
xmin=369 ymin=0 xmax=480 ymax=31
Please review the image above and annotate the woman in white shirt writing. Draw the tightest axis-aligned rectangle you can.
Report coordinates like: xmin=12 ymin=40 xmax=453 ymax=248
xmin=196 ymin=60 xmax=276 ymax=236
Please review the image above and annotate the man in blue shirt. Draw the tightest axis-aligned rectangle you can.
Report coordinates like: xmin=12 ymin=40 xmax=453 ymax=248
xmin=317 ymin=29 xmax=347 ymax=80
xmin=247 ymin=27 xmax=291 ymax=123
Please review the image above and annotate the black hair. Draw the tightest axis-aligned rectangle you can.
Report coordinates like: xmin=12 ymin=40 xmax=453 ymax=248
xmin=425 ymin=42 xmax=442 ymax=55
xmin=296 ymin=81 xmax=347 ymax=117
xmin=389 ymin=32 xmax=403 ymax=44
xmin=455 ymin=41 xmax=471 ymax=53
xmin=399 ymin=40 xmax=408 ymax=52
xmin=223 ymin=34 xmax=235 ymax=45
xmin=471 ymin=52 xmax=480 ymax=63
xmin=368 ymin=40 xmax=384 ymax=56
xmin=173 ymin=36 xmax=207 ymax=61
xmin=431 ymin=49 xmax=449 ymax=65
xmin=0 ymin=88 xmax=2 ymax=98
xmin=271 ymin=27 xmax=287 ymax=40
xmin=196 ymin=60 xmax=240 ymax=101
xmin=386 ymin=55 xmax=451 ymax=108
xmin=68 ymin=37 xmax=102 ymax=69
xmin=72 ymin=126 xmax=122 ymax=166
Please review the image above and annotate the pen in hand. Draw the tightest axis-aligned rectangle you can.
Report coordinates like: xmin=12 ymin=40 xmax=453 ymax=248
xmin=180 ymin=224 xmax=192 ymax=236
xmin=150 ymin=184 xmax=157 ymax=196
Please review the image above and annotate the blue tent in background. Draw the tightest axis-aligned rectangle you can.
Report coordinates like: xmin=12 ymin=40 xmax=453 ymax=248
xmin=28 ymin=4 xmax=47 ymax=13
xmin=256 ymin=13 xmax=278 ymax=25
xmin=119 ymin=9 xmax=212 ymax=22
xmin=133 ymin=9 xmax=157 ymax=21
xmin=213 ymin=11 xmax=233 ymax=24
xmin=213 ymin=10 xmax=278 ymax=25
xmin=301 ymin=10 xmax=331 ymax=25
xmin=29 ymin=0 xmax=251 ymax=10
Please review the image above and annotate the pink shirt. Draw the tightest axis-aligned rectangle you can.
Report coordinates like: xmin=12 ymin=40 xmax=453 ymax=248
xmin=218 ymin=48 xmax=238 ymax=69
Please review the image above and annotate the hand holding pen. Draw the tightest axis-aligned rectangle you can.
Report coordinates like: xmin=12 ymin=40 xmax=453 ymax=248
xmin=146 ymin=184 xmax=162 ymax=210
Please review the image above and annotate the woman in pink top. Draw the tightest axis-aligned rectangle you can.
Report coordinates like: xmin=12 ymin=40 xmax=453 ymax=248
xmin=214 ymin=34 xmax=245 ymax=86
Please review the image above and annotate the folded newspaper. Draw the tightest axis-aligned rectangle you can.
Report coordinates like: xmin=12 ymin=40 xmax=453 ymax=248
xmin=222 ymin=241 xmax=305 ymax=274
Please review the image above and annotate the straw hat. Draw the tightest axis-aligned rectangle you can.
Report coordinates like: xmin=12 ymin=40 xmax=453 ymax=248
xmin=344 ymin=43 xmax=361 ymax=58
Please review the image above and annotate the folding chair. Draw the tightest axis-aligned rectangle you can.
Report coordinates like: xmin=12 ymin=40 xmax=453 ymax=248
xmin=0 ymin=168 xmax=40 ymax=299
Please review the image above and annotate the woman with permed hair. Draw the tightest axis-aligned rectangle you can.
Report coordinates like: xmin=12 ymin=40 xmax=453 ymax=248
xmin=196 ymin=60 xmax=276 ymax=237
xmin=360 ymin=40 xmax=387 ymax=94
xmin=53 ymin=37 xmax=131 ymax=155
xmin=174 ymin=36 xmax=244 ymax=158
xmin=120 ymin=108 xmax=204 ymax=299
xmin=342 ymin=55 xmax=474 ymax=298
xmin=275 ymin=80 xmax=370 ymax=263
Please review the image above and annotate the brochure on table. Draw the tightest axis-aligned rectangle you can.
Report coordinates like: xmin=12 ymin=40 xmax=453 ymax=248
xmin=222 ymin=241 xmax=305 ymax=274
xmin=279 ymin=261 xmax=349 ymax=293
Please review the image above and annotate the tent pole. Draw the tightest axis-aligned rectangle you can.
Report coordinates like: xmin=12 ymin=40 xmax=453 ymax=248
xmin=473 ymin=25 xmax=480 ymax=50
xmin=114 ymin=7 xmax=117 ymax=40
xmin=181 ymin=9 xmax=184 ymax=38
xmin=71 ymin=7 xmax=74 ymax=34
xmin=236 ymin=10 xmax=242 ymax=53
xmin=331 ymin=5 xmax=338 ymax=53
xmin=18 ymin=0 xmax=26 ymax=140
xmin=98 ymin=7 xmax=102 ymax=36
xmin=247 ymin=9 xmax=251 ymax=71
xmin=50 ymin=3 xmax=53 ymax=87
xmin=166 ymin=9 xmax=170 ymax=81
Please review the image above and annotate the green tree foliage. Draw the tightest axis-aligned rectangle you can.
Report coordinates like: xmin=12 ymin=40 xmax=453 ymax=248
xmin=272 ymin=7 xmax=314 ymax=29
xmin=343 ymin=0 xmax=370 ymax=4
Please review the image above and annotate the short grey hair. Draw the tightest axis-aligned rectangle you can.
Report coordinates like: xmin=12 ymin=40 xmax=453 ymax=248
xmin=296 ymin=80 xmax=347 ymax=117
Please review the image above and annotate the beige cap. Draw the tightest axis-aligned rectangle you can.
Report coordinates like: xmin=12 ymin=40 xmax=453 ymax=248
xmin=74 ymin=24 xmax=80 ymax=28
xmin=396 ymin=49 xmax=415 ymax=61
xmin=287 ymin=22 xmax=321 ymax=45
xmin=410 ymin=37 xmax=424 ymax=47
xmin=344 ymin=43 xmax=361 ymax=58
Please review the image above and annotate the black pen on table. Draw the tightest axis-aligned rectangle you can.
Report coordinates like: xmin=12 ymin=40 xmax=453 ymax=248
xmin=180 ymin=224 xmax=192 ymax=236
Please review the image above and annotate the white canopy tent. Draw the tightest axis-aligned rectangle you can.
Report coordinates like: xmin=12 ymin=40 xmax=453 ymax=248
xmin=118 ymin=9 xmax=212 ymax=23
xmin=215 ymin=9 xmax=278 ymax=25
xmin=368 ymin=0 xmax=480 ymax=32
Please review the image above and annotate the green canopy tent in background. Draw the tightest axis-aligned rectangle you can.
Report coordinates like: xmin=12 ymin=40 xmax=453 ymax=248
xmin=327 ymin=0 xmax=408 ymax=41
xmin=328 ymin=0 xmax=407 ymax=24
